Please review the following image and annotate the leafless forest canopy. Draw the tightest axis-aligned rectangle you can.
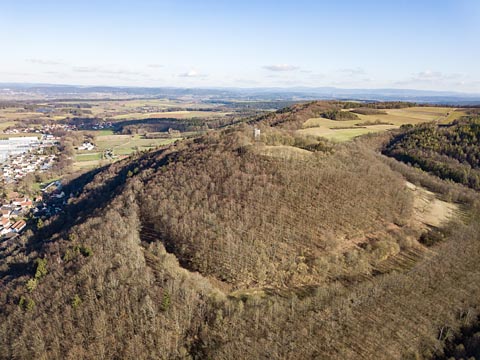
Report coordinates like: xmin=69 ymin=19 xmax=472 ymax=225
xmin=1 ymin=101 xmax=480 ymax=359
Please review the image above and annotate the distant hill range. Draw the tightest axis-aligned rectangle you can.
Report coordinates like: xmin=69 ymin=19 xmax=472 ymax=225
xmin=1 ymin=82 xmax=480 ymax=104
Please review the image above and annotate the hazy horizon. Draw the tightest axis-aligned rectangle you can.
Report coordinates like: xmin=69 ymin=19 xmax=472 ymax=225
xmin=2 ymin=82 xmax=480 ymax=98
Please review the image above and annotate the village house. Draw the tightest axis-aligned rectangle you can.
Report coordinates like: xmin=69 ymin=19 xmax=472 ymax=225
xmin=0 ymin=222 xmax=12 ymax=235
xmin=11 ymin=220 xmax=26 ymax=233
xmin=78 ymin=142 xmax=95 ymax=151
xmin=20 ymin=199 xmax=33 ymax=208
xmin=1 ymin=206 xmax=12 ymax=218
xmin=12 ymin=197 xmax=29 ymax=207
xmin=1 ymin=148 xmax=56 ymax=183
xmin=1 ymin=217 xmax=11 ymax=229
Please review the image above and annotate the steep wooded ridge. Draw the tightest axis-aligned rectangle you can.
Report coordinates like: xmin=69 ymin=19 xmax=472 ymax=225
xmin=384 ymin=117 xmax=480 ymax=189
xmin=1 ymin=101 xmax=480 ymax=359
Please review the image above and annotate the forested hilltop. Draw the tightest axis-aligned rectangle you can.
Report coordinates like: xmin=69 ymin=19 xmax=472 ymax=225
xmin=384 ymin=115 xmax=480 ymax=189
xmin=1 ymin=101 xmax=480 ymax=359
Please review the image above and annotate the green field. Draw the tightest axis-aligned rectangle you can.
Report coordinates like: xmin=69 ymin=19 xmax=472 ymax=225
xmin=298 ymin=107 xmax=465 ymax=142
xmin=75 ymin=153 xmax=102 ymax=162
xmin=94 ymin=134 xmax=179 ymax=151
xmin=89 ymin=129 xmax=114 ymax=136
xmin=73 ymin=134 xmax=181 ymax=169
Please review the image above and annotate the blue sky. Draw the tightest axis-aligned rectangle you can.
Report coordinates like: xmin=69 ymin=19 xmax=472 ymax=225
xmin=1 ymin=0 xmax=479 ymax=92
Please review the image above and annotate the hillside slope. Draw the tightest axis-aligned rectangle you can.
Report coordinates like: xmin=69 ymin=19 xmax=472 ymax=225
xmin=384 ymin=116 xmax=480 ymax=189
xmin=137 ymin=129 xmax=413 ymax=288
xmin=1 ymin=105 xmax=480 ymax=359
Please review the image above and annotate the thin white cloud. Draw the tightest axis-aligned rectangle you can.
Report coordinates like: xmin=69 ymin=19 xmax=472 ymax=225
xmin=26 ymin=58 xmax=64 ymax=65
xmin=389 ymin=70 xmax=480 ymax=92
xmin=415 ymin=70 xmax=443 ymax=80
xmin=338 ymin=67 xmax=366 ymax=76
xmin=72 ymin=66 xmax=145 ymax=76
xmin=410 ymin=70 xmax=459 ymax=82
xmin=394 ymin=70 xmax=465 ymax=86
xmin=44 ymin=71 xmax=68 ymax=76
xmin=147 ymin=64 xmax=164 ymax=68
xmin=178 ymin=69 xmax=206 ymax=78
xmin=263 ymin=64 xmax=299 ymax=72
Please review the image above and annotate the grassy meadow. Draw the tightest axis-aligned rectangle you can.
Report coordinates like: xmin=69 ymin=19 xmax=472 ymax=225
xmin=73 ymin=134 xmax=180 ymax=169
xmin=298 ymin=106 xmax=466 ymax=142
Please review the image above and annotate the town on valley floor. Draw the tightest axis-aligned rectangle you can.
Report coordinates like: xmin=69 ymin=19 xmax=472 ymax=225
xmin=0 ymin=130 xmax=68 ymax=243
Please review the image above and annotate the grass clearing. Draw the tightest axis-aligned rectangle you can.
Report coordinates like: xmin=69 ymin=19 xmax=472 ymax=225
xmin=303 ymin=117 xmax=361 ymax=128
xmin=88 ymin=129 xmax=114 ymax=136
xmin=298 ymin=126 xmax=388 ymax=142
xmin=112 ymin=138 xmax=178 ymax=155
xmin=73 ymin=134 xmax=180 ymax=169
xmin=72 ymin=159 xmax=107 ymax=170
xmin=354 ymin=106 xmax=462 ymax=126
xmin=406 ymin=181 xmax=459 ymax=229
xmin=95 ymin=134 xmax=179 ymax=152
xmin=258 ymin=145 xmax=313 ymax=159
xmin=75 ymin=153 xmax=102 ymax=162
xmin=299 ymin=107 xmax=465 ymax=142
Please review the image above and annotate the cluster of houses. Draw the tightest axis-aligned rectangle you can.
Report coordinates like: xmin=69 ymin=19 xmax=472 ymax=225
xmin=32 ymin=180 xmax=67 ymax=219
xmin=0 ymin=134 xmax=59 ymax=183
xmin=0 ymin=131 xmax=68 ymax=244
xmin=0 ymin=192 xmax=33 ymax=239
xmin=2 ymin=123 xmax=76 ymax=135
xmin=2 ymin=152 xmax=56 ymax=183
xmin=0 ymin=180 xmax=68 ymax=243
xmin=3 ymin=119 xmax=114 ymax=135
